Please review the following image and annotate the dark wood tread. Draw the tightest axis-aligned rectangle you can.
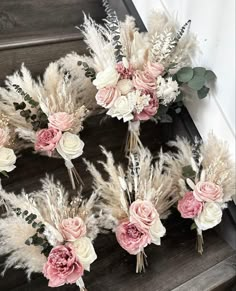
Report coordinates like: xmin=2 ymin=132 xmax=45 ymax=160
xmin=0 ymin=29 xmax=83 ymax=50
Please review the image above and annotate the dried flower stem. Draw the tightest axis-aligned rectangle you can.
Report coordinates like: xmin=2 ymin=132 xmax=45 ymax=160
xmin=136 ymin=250 xmax=147 ymax=273
xmin=125 ymin=121 xmax=141 ymax=154
xmin=196 ymin=228 xmax=204 ymax=255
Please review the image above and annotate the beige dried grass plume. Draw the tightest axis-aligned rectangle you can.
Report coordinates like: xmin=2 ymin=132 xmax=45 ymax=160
xmin=86 ymin=146 xmax=178 ymax=226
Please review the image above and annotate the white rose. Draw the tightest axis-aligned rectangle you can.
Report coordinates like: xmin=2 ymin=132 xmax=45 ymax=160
xmin=117 ymin=79 xmax=133 ymax=95
xmin=56 ymin=132 xmax=84 ymax=161
xmin=0 ymin=147 xmax=16 ymax=172
xmin=194 ymin=202 xmax=223 ymax=231
xmin=149 ymin=217 xmax=166 ymax=245
xmin=73 ymin=237 xmax=97 ymax=271
xmin=93 ymin=67 xmax=120 ymax=89
xmin=107 ymin=94 xmax=136 ymax=122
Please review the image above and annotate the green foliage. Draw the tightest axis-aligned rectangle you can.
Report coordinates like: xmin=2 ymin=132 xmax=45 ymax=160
xmin=190 ymin=222 xmax=197 ymax=230
xmin=12 ymin=84 xmax=48 ymax=131
xmin=198 ymin=86 xmax=210 ymax=99
xmin=0 ymin=171 xmax=9 ymax=177
xmin=182 ymin=165 xmax=196 ymax=179
xmin=13 ymin=208 xmax=52 ymax=257
xmin=188 ymin=75 xmax=205 ymax=90
xmin=102 ymin=0 xmax=124 ymax=62
xmin=78 ymin=61 xmax=96 ymax=81
xmin=175 ymin=66 xmax=216 ymax=100
xmin=174 ymin=20 xmax=191 ymax=45
xmin=205 ymin=70 xmax=217 ymax=81
xmin=176 ymin=67 xmax=194 ymax=82
xmin=12 ymin=84 xmax=39 ymax=108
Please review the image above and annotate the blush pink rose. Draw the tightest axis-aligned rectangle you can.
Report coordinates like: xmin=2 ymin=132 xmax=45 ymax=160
xmin=129 ymin=199 xmax=158 ymax=229
xmin=60 ymin=217 xmax=86 ymax=241
xmin=48 ymin=112 xmax=74 ymax=131
xmin=0 ymin=128 xmax=9 ymax=147
xmin=116 ymin=61 xmax=134 ymax=79
xmin=43 ymin=244 xmax=84 ymax=287
xmin=95 ymin=87 xmax=121 ymax=109
xmin=177 ymin=191 xmax=203 ymax=218
xmin=133 ymin=71 xmax=157 ymax=93
xmin=145 ymin=62 xmax=164 ymax=79
xmin=135 ymin=97 xmax=159 ymax=121
xmin=193 ymin=181 xmax=223 ymax=202
xmin=116 ymin=219 xmax=151 ymax=255
xmin=35 ymin=128 xmax=62 ymax=155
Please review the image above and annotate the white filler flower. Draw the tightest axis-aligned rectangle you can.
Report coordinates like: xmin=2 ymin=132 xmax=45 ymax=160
xmin=157 ymin=76 xmax=179 ymax=105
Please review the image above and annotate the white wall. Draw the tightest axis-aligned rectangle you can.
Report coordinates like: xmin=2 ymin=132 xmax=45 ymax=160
xmin=133 ymin=0 xmax=236 ymax=158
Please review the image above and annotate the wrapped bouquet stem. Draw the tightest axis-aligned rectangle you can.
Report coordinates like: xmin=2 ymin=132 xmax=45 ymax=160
xmin=125 ymin=121 xmax=141 ymax=154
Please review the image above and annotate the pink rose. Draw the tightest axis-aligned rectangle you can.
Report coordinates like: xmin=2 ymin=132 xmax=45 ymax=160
xmin=116 ymin=219 xmax=151 ymax=255
xmin=129 ymin=199 xmax=158 ymax=229
xmin=116 ymin=61 xmax=134 ymax=79
xmin=177 ymin=191 xmax=203 ymax=218
xmin=60 ymin=217 xmax=86 ymax=241
xmin=133 ymin=71 xmax=157 ymax=93
xmin=135 ymin=97 xmax=159 ymax=121
xmin=43 ymin=244 xmax=84 ymax=287
xmin=95 ymin=87 xmax=121 ymax=109
xmin=0 ymin=128 xmax=9 ymax=147
xmin=145 ymin=62 xmax=164 ymax=79
xmin=48 ymin=112 xmax=74 ymax=131
xmin=35 ymin=128 xmax=62 ymax=155
xmin=193 ymin=181 xmax=223 ymax=202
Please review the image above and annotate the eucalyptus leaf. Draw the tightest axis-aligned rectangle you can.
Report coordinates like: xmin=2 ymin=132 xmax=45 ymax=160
xmin=190 ymin=223 xmax=197 ymax=230
xmin=1 ymin=171 xmax=9 ymax=178
xmin=176 ymin=67 xmax=194 ymax=82
xmin=193 ymin=67 xmax=206 ymax=76
xmin=188 ymin=75 xmax=205 ymax=90
xmin=182 ymin=165 xmax=196 ymax=179
xmin=198 ymin=86 xmax=210 ymax=99
xmin=205 ymin=70 xmax=217 ymax=81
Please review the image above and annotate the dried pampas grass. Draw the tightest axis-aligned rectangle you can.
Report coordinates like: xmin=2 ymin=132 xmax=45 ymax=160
xmin=167 ymin=133 xmax=236 ymax=202
xmin=86 ymin=146 xmax=178 ymax=224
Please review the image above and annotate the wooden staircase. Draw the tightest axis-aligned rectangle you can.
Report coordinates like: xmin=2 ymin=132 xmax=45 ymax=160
xmin=0 ymin=1 xmax=235 ymax=290
xmin=0 ymin=0 xmax=105 ymax=83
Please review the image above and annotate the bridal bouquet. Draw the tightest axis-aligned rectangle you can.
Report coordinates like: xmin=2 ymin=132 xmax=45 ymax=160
xmin=0 ymin=177 xmax=99 ymax=289
xmin=167 ymin=134 xmax=235 ymax=253
xmin=0 ymin=112 xmax=17 ymax=176
xmin=80 ymin=1 xmax=215 ymax=152
xmin=0 ymin=58 xmax=96 ymax=188
xmin=86 ymin=146 xmax=177 ymax=272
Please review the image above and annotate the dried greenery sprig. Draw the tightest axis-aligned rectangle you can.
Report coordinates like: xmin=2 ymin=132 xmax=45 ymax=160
xmin=102 ymin=0 xmax=124 ymax=62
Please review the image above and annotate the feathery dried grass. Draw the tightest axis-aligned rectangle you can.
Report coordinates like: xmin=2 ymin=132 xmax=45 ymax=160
xmin=167 ymin=134 xmax=236 ymax=201
xmin=86 ymin=146 xmax=178 ymax=227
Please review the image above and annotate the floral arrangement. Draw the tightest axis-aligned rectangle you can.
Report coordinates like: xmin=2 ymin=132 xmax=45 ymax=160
xmin=86 ymin=146 xmax=177 ymax=272
xmin=166 ymin=134 xmax=235 ymax=253
xmin=0 ymin=112 xmax=17 ymax=176
xmin=0 ymin=176 xmax=100 ymax=289
xmin=0 ymin=58 xmax=96 ymax=188
xmin=79 ymin=2 xmax=215 ymax=152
